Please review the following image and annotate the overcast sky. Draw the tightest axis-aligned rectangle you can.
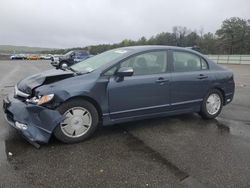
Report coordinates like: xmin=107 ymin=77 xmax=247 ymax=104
xmin=0 ymin=0 xmax=249 ymax=48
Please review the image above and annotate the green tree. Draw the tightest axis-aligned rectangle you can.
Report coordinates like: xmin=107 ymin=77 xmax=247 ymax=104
xmin=153 ymin=32 xmax=176 ymax=46
xmin=43 ymin=17 xmax=250 ymax=55
xmin=137 ymin=37 xmax=147 ymax=45
xmin=198 ymin=32 xmax=217 ymax=54
xmin=185 ymin=32 xmax=200 ymax=47
xmin=216 ymin=17 xmax=249 ymax=54
xmin=172 ymin=26 xmax=190 ymax=46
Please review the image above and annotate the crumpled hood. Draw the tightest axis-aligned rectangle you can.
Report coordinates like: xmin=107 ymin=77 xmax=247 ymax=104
xmin=17 ymin=69 xmax=74 ymax=94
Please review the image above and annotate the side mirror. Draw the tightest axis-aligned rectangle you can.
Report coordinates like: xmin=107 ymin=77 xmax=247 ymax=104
xmin=116 ymin=67 xmax=134 ymax=77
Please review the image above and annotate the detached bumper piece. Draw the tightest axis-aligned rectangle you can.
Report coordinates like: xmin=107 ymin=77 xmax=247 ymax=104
xmin=3 ymin=94 xmax=64 ymax=147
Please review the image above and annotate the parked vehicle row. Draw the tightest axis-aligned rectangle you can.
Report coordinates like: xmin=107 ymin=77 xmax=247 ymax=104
xmin=10 ymin=54 xmax=53 ymax=60
xmin=10 ymin=50 xmax=92 ymax=68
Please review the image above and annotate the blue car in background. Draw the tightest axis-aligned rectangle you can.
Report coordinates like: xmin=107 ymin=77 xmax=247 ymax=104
xmin=51 ymin=50 xmax=91 ymax=68
xmin=3 ymin=46 xmax=235 ymax=146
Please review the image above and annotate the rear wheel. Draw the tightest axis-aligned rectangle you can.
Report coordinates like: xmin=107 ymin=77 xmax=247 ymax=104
xmin=200 ymin=89 xmax=223 ymax=119
xmin=54 ymin=99 xmax=99 ymax=143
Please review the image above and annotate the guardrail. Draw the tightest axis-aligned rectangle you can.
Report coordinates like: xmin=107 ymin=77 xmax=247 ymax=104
xmin=206 ymin=55 xmax=250 ymax=65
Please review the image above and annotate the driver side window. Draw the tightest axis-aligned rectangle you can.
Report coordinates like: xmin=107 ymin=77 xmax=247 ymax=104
xmin=120 ymin=51 xmax=167 ymax=76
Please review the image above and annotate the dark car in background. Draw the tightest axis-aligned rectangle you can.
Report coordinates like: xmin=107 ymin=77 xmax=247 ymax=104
xmin=51 ymin=50 xmax=91 ymax=68
xmin=3 ymin=46 xmax=235 ymax=146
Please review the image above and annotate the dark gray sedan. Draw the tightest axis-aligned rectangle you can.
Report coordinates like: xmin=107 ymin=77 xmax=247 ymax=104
xmin=3 ymin=46 xmax=235 ymax=145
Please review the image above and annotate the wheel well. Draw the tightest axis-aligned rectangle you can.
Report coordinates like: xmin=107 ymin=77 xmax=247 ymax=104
xmin=213 ymin=87 xmax=226 ymax=105
xmin=64 ymin=96 xmax=103 ymax=120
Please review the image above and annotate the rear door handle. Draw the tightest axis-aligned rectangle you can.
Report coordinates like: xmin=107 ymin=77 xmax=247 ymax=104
xmin=155 ymin=77 xmax=169 ymax=83
xmin=197 ymin=74 xmax=208 ymax=79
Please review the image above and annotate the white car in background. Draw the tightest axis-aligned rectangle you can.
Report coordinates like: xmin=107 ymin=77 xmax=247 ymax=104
xmin=10 ymin=54 xmax=27 ymax=60
xmin=40 ymin=54 xmax=53 ymax=60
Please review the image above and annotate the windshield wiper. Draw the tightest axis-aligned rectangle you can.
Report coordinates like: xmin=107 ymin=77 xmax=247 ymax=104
xmin=61 ymin=66 xmax=93 ymax=75
xmin=63 ymin=66 xmax=82 ymax=75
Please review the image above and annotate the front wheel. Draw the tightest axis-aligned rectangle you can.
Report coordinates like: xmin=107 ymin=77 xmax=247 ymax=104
xmin=59 ymin=61 xmax=68 ymax=69
xmin=200 ymin=89 xmax=223 ymax=119
xmin=54 ymin=99 xmax=99 ymax=143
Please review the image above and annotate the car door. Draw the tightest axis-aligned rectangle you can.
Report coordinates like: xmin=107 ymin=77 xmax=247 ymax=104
xmin=170 ymin=50 xmax=212 ymax=110
xmin=107 ymin=50 xmax=171 ymax=119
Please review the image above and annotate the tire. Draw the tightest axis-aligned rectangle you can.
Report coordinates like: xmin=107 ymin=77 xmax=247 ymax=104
xmin=54 ymin=99 xmax=99 ymax=143
xmin=199 ymin=89 xmax=224 ymax=119
xmin=59 ymin=61 xmax=68 ymax=69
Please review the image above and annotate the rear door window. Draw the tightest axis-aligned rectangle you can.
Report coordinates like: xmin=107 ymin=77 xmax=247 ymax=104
xmin=173 ymin=51 xmax=208 ymax=72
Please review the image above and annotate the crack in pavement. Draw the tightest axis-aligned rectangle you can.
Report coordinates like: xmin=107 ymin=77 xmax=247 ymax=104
xmin=124 ymin=128 xmax=213 ymax=188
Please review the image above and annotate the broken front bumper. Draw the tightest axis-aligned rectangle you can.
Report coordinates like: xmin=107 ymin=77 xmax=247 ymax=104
xmin=3 ymin=94 xmax=63 ymax=144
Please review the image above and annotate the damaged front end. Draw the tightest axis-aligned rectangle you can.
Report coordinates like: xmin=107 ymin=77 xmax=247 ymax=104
xmin=3 ymin=93 xmax=64 ymax=147
xmin=2 ymin=69 xmax=74 ymax=147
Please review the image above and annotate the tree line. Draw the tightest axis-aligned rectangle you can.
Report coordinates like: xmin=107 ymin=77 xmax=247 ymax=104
xmin=45 ymin=17 xmax=250 ymax=55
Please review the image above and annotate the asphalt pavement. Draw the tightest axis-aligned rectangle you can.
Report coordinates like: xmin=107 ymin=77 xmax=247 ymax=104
xmin=0 ymin=60 xmax=250 ymax=188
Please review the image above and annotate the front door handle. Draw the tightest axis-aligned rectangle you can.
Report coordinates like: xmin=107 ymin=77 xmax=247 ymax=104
xmin=197 ymin=74 xmax=208 ymax=79
xmin=155 ymin=77 xmax=169 ymax=84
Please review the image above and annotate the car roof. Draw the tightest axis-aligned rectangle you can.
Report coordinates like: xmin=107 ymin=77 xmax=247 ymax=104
xmin=117 ymin=45 xmax=204 ymax=56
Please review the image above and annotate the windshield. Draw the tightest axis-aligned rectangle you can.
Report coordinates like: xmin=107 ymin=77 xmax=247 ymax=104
xmin=71 ymin=49 xmax=129 ymax=73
